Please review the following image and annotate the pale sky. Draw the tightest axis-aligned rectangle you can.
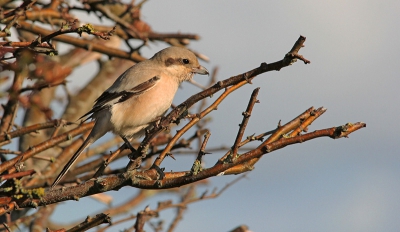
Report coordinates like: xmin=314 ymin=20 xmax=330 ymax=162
xmin=50 ymin=1 xmax=400 ymax=231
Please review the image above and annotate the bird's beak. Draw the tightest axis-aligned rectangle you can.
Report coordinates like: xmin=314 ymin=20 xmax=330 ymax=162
xmin=192 ymin=65 xmax=209 ymax=75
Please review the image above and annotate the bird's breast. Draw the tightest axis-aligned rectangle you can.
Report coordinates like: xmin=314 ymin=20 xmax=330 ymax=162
xmin=109 ymin=76 xmax=179 ymax=137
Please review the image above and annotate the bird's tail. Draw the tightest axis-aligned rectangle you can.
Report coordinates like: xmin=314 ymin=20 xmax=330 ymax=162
xmin=51 ymin=136 xmax=94 ymax=188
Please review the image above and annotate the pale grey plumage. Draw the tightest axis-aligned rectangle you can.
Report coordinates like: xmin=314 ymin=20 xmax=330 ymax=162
xmin=52 ymin=47 xmax=208 ymax=188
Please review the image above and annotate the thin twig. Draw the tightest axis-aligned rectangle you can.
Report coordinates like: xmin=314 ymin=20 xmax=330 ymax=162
xmin=0 ymin=67 xmax=25 ymax=134
xmin=0 ymin=119 xmax=68 ymax=143
xmin=167 ymin=186 xmax=195 ymax=232
xmin=289 ymin=107 xmax=326 ymax=137
xmin=231 ymin=88 xmax=260 ymax=158
xmin=190 ymin=131 xmax=210 ymax=175
xmin=19 ymin=80 xmax=66 ymax=93
xmin=17 ymin=21 xmax=146 ymax=62
xmin=0 ymin=122 xmax=94 ymax=174
xmin=65 ymin=213 xmax=111 ymax=232
xmin=0 ymin=0 xmax=37 ymax=37
xmin=0 ymin=170 xmax=35 ymax=181
xmin=93 ymin=145 xmax=125 ymax=178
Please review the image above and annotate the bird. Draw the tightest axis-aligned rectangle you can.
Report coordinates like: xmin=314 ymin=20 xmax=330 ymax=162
xmin=51 ymin=47 xmax=209 ymax=188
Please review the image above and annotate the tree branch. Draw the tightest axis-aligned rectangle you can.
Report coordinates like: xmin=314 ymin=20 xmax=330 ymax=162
xmin=0 ymin=122 xmax=94 ymax=174
xmin=231 ymin=88 xmax=260 ymax=157
xmin=17 ymin=21 xmax=146 ymax=62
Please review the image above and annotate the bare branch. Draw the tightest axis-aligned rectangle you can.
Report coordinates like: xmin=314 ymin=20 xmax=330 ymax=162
xmin=231 ymin=88 xmax=260 ymax=158
xmin=190 ymin=131 xmax=210 ymax=176
xmin=0 ymin=119 xmax=69 ymax=143
xmin=0 ymin=122 xmax=94 ymax=175
xmin=17 ymin=21 xmax=146 ymax=62
xmin=0 ymin=65 xmax=25 ymax=133
xmin=0 ymin=170 xmax=35 ymax=181
xmin=65 ymin=213 xmax=110 ymax=232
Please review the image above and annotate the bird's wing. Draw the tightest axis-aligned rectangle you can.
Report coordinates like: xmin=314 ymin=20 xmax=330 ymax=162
xmin=80 ymin=76 xmax=160 ymax=120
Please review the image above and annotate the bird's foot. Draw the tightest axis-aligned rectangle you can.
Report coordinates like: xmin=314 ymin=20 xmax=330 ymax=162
xmin=151 ymin=164 xmax=165 ymax=180
xmin=121 ymin=136 xmax=137 ymax=153
xmin=152 ymin=116 xmax=162 ymax=129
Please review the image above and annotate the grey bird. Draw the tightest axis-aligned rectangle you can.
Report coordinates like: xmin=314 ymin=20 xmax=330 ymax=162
xmin=51 ymin=47 xmax=209 ymax=188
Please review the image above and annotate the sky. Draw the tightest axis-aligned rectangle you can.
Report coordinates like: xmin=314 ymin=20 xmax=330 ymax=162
xmin=48 ymin=1 xmax=400 ymax=231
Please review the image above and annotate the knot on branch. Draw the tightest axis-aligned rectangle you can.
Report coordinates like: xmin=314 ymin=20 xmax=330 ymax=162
xmin=259 ymin=62 xmax=268 ymax=71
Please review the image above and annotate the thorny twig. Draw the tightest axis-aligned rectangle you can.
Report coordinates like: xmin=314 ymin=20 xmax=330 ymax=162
xmin=65 ymin=213 xmax=111 ymax=232
xmin=231 ymin=88 xmax=260 ymax=159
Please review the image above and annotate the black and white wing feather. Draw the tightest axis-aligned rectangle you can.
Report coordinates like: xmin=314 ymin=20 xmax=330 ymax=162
xmin=80 ymin=75 xmax=160 ymax=120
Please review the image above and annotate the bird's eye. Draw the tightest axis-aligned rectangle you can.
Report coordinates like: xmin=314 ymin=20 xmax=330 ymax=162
xmin=182 ymin=59 xmax=189 ymax=64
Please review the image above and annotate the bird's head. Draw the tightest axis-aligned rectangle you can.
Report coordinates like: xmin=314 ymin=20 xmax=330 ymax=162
xmin=151 ymin=47 xmax=209 ymax=82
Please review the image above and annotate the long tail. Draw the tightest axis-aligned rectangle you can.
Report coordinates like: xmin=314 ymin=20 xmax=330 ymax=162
xmin=51 ymin=137 xmax=94 ymax=188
